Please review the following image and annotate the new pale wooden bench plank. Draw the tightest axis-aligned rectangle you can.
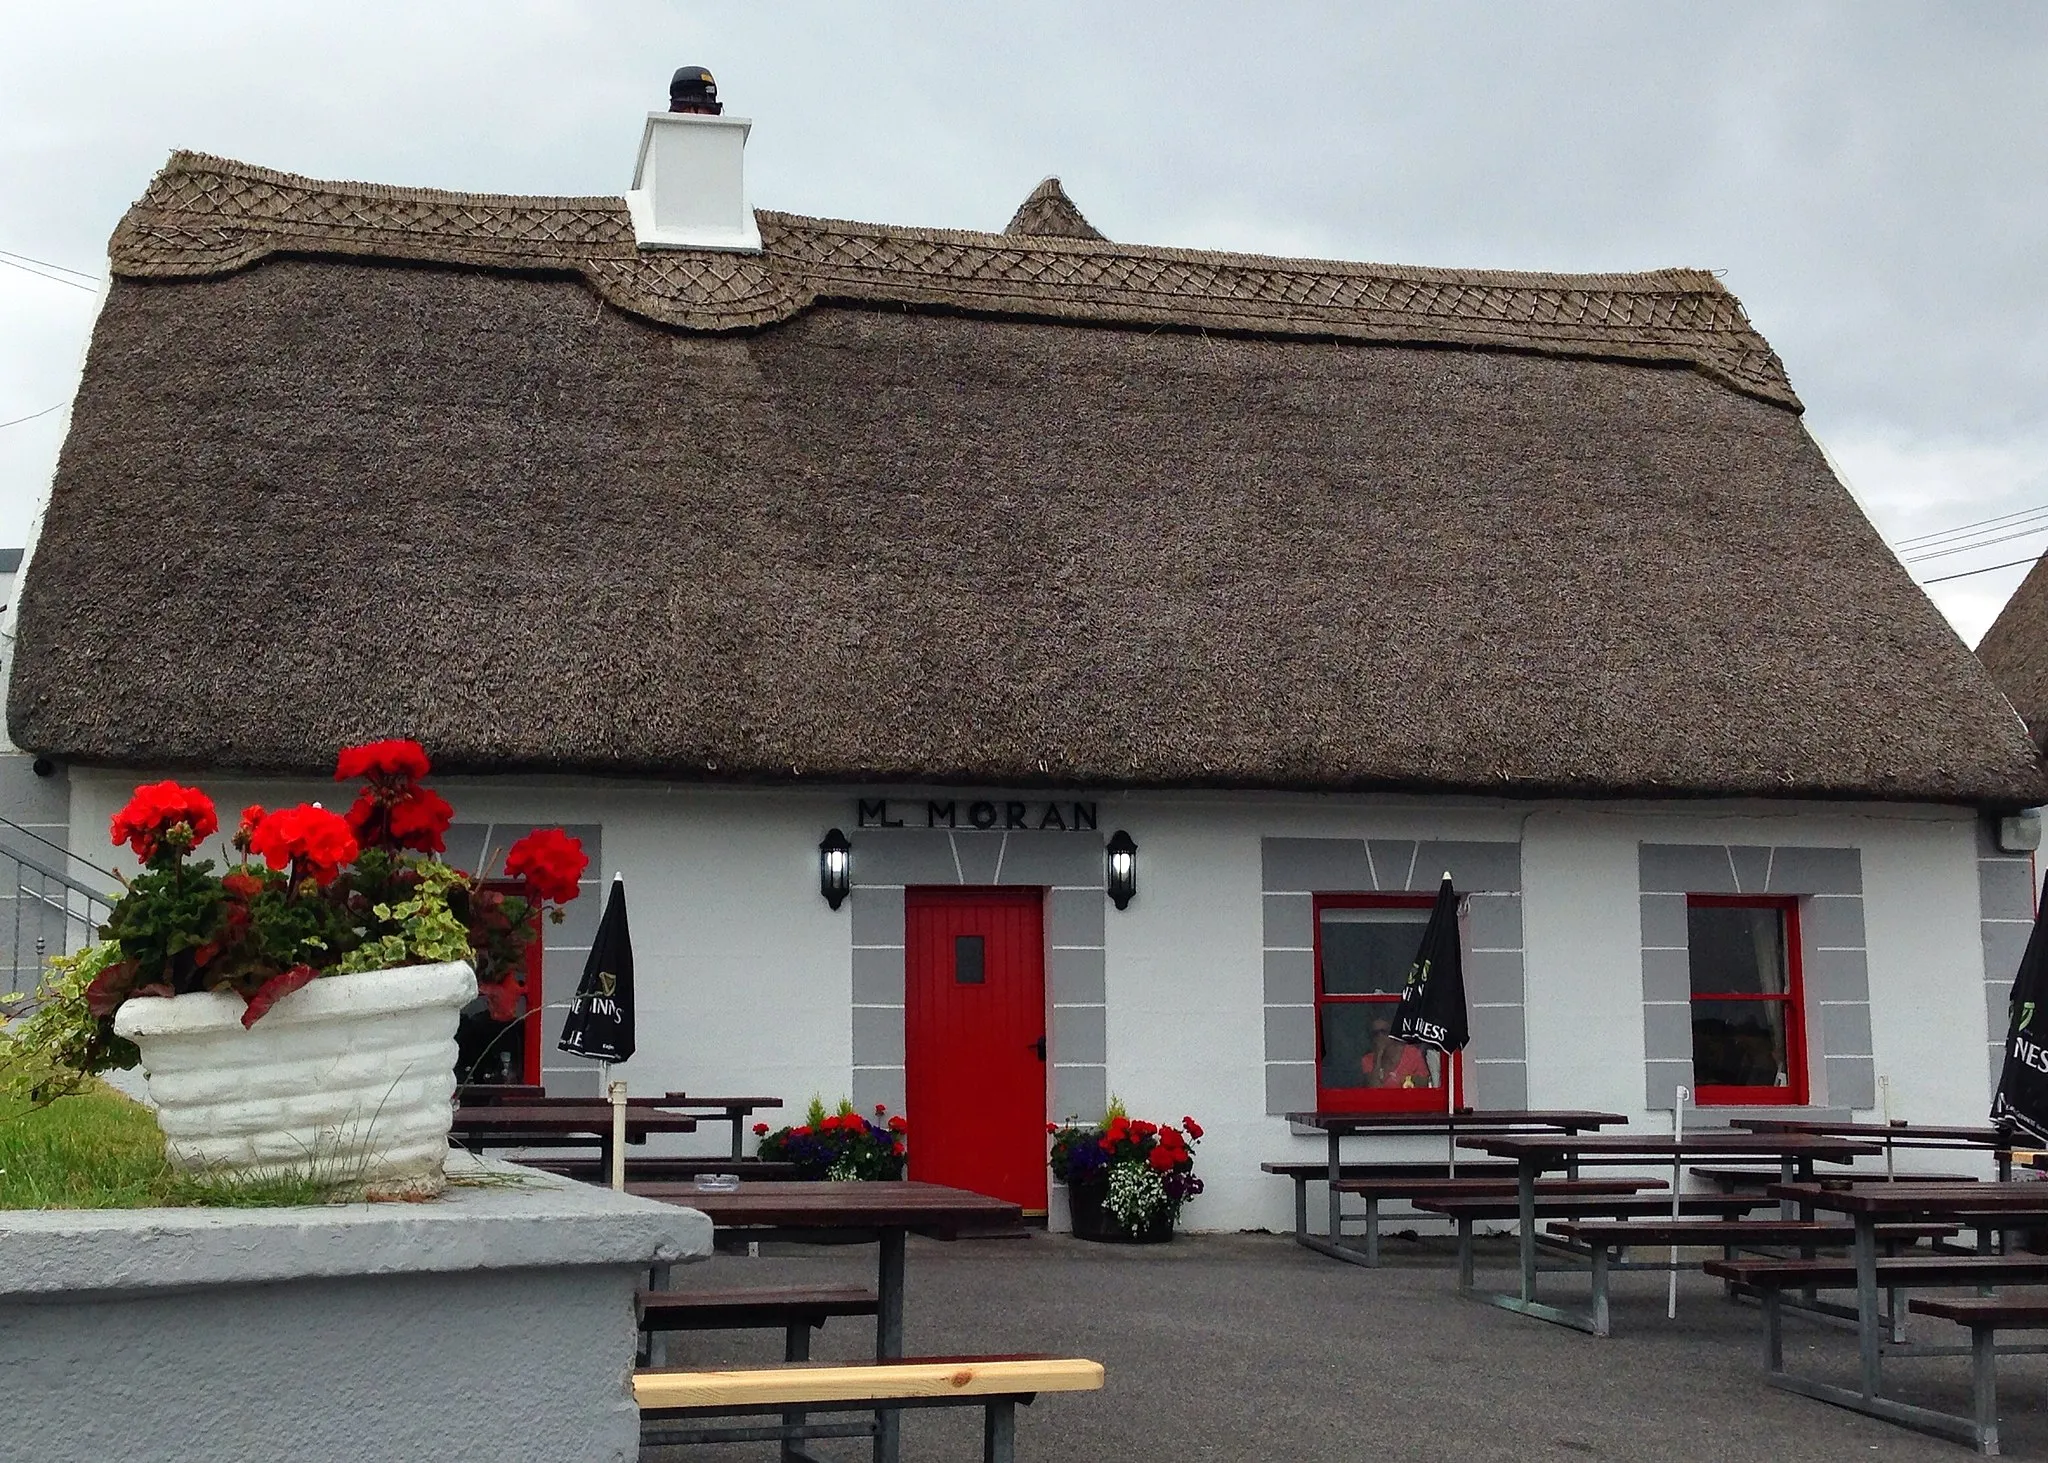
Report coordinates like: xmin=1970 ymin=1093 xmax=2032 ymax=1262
xmin=635 ymin=1355 xmax=1104 ymax=1410
xmin=635 ymin=1354 xmax=1104 ymax=1462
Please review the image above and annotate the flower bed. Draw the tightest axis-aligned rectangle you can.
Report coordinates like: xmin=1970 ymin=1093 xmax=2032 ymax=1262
xmin=755 ymin=1099 xmax=907 ymax=1180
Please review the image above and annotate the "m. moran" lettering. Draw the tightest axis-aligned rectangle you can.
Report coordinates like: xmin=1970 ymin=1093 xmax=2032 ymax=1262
xmin=856 ymin=799 xmax=1099 ymax=832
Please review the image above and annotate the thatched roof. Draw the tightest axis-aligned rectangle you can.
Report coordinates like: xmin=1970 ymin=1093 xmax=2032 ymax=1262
xmin=10 ymin=150 xmax=2042 ymax=805
xmin=1977 ymin=558 xmax=2048 ymax=748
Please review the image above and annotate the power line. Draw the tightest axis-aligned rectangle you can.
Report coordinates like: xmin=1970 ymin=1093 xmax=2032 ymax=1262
xmin=0 ymin=403 xmax=64 ymax=431
xmin=1904 ymin=522 xmax=2048 ymax=563
xmin=1896 ymin=500 xmax=2048 ymax=550
xmin=0 ymin=247 xmax=98 ymax=283
xmin=0 ymin=253 xmax=95 ymax=292
xmin=1921 ymin=554 xmax=2043 ymax=586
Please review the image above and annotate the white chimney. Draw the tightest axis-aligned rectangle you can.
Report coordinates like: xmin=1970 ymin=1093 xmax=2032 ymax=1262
xmin=626 ymin=110 xmax=762 ymax=253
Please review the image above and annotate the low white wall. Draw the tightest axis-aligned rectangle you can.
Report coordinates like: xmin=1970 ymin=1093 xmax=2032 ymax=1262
xmin=68 ymin=773 xmax=1996 ymax=1235
xmin=0 ymin=1159 xmax=708 ymax=1463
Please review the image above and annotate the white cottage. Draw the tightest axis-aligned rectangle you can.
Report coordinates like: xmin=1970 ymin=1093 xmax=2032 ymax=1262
xmin=8 ymin=90 xmax=2044 ymax=1230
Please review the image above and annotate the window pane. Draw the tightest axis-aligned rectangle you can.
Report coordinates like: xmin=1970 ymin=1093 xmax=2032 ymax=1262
xmin=1687 ymin=905 xmax=1788 ymax=997
xmin=954 ymin=935 xmax=985 ymax=984
xmin=1319 ymin=1003 xmax=1442 ymax=1092
xmin=1692 ymin=999 xmax=1789 ymax=1088
xmin=1320 ymin=906 xmax=1431 ymax=996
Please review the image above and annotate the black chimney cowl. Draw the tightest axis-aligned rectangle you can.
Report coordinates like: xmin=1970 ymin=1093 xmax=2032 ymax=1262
xmin=670 ymin=66 xmax=723 ymax=115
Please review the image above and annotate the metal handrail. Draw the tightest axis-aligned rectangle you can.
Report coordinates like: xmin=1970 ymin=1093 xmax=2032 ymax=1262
xmin=0 ymin=812 xmax=120 ymax=884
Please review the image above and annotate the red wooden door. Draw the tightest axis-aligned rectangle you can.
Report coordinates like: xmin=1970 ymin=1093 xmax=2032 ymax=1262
xmin=904 ymin=887 xmax=1048 ymax=1212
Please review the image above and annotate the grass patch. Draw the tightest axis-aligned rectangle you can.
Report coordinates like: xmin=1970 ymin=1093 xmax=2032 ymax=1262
xmin=0 ymin=1083 xmax=352 ymax=1210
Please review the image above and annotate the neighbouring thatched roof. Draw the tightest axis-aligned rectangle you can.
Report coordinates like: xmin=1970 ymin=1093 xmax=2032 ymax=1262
xmin=10 ymin=151 xmax=2043 ymax=805
xmin=1977 ymin=558 xmax=2048 ymax=748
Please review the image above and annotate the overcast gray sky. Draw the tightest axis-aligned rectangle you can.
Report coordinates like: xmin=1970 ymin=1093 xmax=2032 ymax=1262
xmin=3 ymin=2 xmax=2045 ymax=642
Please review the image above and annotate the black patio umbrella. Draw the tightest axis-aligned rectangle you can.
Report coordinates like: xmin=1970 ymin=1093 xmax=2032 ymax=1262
xmin=1991 ymin=899 xmax=2048 ymax=1143
xmin=558 ymin=875 xmax=635 ymax=1066
xmin=1391 ymin=874 xmax=1470 ymax=1060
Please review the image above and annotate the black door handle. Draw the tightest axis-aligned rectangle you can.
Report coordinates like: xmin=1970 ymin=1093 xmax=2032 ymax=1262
xmin=1028 ymin=1036 xmax=1047 ymax=1061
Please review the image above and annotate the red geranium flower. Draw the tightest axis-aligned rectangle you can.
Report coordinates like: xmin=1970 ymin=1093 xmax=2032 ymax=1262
xmin=1182 ymin=1116 xmax=1203 ymax=1140
xmin=248 ymin=804 xmax=360 ymax=885
xmin=346 ymin=783 xmax=454 ymax=854
xmin=503 ymin=828 xmax=588 ymax=906
xmin=1146 ymin=1145 xmax=1179 ymax=1172
xmin=110 ymin=781 xmax=219 ymax=862
xmin=335 ymin=738 xmax=431 ymax=784
xmin=887 ymin=1116 xmax=907 ymax=1133
xmin=752 ymin=1122 xmax=770 ymax=1136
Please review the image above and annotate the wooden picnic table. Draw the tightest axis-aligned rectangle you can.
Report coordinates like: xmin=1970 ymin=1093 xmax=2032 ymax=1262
xmin=453 ymin=1089 xmax=783 ymax=1159
xmin=1453 ymin=1131 xmax=1881 ymax=1333
xmin=1281 ymin=1109 xmax=1627 ymax=1266
xmin=1764 ymin=1180 xmax=2048 ymax=1446
xmin=449 ymin=1103 xmax=699 ymax=1175
xmin=1732 ymin=1117 xmax=2017 ymax=1180
xmin=637 ymin=1180 xmax=1020 ymax=1463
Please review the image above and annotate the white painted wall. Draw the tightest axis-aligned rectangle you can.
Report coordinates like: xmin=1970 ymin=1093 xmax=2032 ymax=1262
xmin=70 ymin=772 xmax=1994 ymax=1234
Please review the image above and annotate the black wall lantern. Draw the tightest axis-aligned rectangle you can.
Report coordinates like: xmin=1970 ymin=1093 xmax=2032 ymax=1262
xmin=819 ymin=828 xmax=851 ymax=910
xmin=1105 ymin=829 xmax=1137 ymax=910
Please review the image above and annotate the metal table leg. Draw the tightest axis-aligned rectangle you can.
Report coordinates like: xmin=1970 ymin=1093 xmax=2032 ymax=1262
xmin=1519 ymin=1155 xmax=1538 ymax=1302
xmin=874 ymin=1230 xmax=906 ymax=1463
xmin=1326 ymin=1129 xmax=1342 ymax=1246
xmin=1855 ymin=1211 xmax=1882 ymax=1402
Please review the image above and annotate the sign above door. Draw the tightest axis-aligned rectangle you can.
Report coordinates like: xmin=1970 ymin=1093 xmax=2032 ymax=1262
xmin=856 ymin=798 xmax=1099 ymax=833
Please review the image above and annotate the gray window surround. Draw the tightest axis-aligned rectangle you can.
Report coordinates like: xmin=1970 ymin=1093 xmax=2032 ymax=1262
xmin=1637 ymin=842 xmax=1870 ymax=1113
xmin=436 ymin=821 xmax=608 ymax=1098
xmin=848 ymin=829 xmax=1107 ymax=1124
xmin=1978 ymin=818 xmax=2036 ymax=1092
xmin=1261 ymin=838 xmax=1525 ymax=1117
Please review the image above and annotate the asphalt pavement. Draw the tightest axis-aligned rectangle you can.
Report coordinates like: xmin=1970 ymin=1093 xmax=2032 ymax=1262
xmin=644 ymin=1229 xmax=2045 ymax=1462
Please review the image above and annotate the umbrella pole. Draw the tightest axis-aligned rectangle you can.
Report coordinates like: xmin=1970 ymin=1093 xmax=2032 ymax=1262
xmin=607 ymin=1064 xmax=627 ymax=1192
xmin=1446 ymin=1053 xmax=1457 ymax=1177
xmin=1668 ymin=1085 xmax=1686 ymax=1319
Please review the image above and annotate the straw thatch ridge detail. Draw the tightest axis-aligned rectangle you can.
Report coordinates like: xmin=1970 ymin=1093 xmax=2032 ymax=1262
xmin=1976 ymin=556 xmax=2048 ymax=747
xmin=107 ymin=152 xmax=1799 ymax=407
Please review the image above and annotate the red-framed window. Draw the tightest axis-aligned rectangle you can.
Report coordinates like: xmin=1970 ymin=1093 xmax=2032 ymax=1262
xmin=1313 ymin=892 xmax=1460 ymax=1112
xmin=1686 ymin=895 xmax=1807 ymax=1105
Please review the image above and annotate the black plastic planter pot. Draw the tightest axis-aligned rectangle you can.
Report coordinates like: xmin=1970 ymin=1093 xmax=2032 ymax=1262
xmin=1066 ymin=1180 xmax=1174 ymax=1244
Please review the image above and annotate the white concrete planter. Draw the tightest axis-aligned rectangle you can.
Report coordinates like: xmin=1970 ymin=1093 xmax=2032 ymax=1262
xmin=113 ymin=961 xmax=476 ymax=1198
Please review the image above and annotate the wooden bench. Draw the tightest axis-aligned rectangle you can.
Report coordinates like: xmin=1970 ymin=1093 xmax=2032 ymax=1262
xmin=1545 ymin=1218 xmax=1957 ymax=1337
xmin=1691 ymin=1166 xmax=1978 ymax=1193
xmin=1703 ymin=1254 xmax=2048 ymax=1367
xmin=528 ymin=1156 xmax=800 ymax=1184
xmin=1703 ymin=1256 xmax=2048 ymax=1451
xmin=1906 ymin=1298 xmax=2048 ymax=1454
xmin=638 ymin=1284 xmax=881 ymax=1365
xmin=1287 ymin=1172 xmax=1652 ymax=1267
xmin=635 ymin=1354 xmax=1105 ymax=1462
xmin=1418 ymin=1193 xmax=1769 ymax=1295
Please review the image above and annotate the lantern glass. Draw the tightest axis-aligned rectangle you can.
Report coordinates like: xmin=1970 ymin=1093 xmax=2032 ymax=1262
xmin=819 ymin=828 xmax=852 ymax=910
xmin=1106 ymin=829 xmax=1138 ymax=910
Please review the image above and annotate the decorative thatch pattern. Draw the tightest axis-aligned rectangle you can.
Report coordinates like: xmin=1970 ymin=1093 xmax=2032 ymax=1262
xmin=106 ymin=152 xmax=1798 ymax=407
xmin=1005 ymin=177 xmax=1106 ymax=241
xmin=12 ymin=248 xmax=2040 ymax=804
xmin=1976 ymin=557 xmax=2048 ymax=746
